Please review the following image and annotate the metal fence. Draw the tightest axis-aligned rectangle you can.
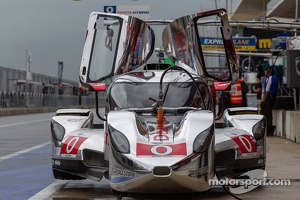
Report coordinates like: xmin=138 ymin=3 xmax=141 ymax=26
xmin=0 ymin=91 xmax=96 ymax=108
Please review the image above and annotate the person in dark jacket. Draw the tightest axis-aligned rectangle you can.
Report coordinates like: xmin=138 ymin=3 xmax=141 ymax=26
xmin=261 ymin=65 xmax=279 ymax=136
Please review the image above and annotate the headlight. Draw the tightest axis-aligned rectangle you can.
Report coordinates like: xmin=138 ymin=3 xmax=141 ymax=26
xmin=109 ymin=126 xmax=130 ymax=153
xmin=51 ymin=120 xmax=65 ymax=141
xmin=252 ymin=118 xmax=266 ymax=140
xmin=193 ymin=125 xmax=214 ymax=153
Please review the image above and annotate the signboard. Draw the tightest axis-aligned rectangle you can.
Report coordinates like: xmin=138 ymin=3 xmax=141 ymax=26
xmin=26 ymin=49 xmax=32 ymax=81
xmin=200 ymin=37 xmax=256 ymax=51
xmin=104 ymin=5 xmax=150 ymax=20
xmin=58 ymin=61 xmax=64 ymax=85
xmin=278 ymin=32 xmax=292 ymax=49
xmin=287 ymin=50 xmax=300 ymax=88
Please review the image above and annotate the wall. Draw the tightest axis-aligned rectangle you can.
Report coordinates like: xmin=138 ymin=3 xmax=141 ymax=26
xmin=273 ymin=110 xmax=300 ymax=144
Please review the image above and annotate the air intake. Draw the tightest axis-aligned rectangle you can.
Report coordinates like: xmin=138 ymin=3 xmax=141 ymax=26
xmin=83 ymin=149 xmax=106 ymax=167
xmin=152 ymin=166 xmax=171 ymax=177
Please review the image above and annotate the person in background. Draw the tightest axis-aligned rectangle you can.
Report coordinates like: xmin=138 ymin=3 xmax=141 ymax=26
xmin=254 ymin=63 xmax=267 ymax=111
xmin=253 ymin=78 xmax=262 ymax=100
xmin=230 ymin=74 xmax=249 ymax=108
xmin=253 ymin=64 xmax=264 ymax=101
xmin=261 ymin=65 xmax=279 ymax=136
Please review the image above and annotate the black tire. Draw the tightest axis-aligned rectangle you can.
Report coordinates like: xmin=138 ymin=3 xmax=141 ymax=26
xmin=112 ymin=189 xmax=125 ymax=200
xmin=52 ymin=168 xmax=85 ymax=180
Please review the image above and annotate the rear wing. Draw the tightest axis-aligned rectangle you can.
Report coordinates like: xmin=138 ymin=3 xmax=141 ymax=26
xmin=56 ymin=109 xmax=91 ymax=116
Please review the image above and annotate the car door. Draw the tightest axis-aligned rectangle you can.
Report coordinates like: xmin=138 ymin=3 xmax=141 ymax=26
xmin=79 ymin=12 xmax=155 ymax=89
xmin=162 ymin=8 xmax=238 ymax=82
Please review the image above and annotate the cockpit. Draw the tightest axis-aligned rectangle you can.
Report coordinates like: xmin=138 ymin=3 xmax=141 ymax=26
xmin=108 ymin=73 xmax=211 ymax=111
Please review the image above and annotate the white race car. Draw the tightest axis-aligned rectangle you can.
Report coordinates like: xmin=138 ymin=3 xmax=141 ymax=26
xmin=50 ymin=8 xmax=266 ymax=198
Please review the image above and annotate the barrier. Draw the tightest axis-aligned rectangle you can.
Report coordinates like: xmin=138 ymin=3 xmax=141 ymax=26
xmin=273 ymin=110 xmax=300 ymax=144
xmin=246 ymin=93 xmax=257 ymax=107
xmin=0 ymin=91 xmax=97 ymax=108
xmin=0 ymin=91 xmax=102 ymax=116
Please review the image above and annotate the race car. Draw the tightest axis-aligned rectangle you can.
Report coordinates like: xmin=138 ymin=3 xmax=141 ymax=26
xmin=50 ymin=8 xmax=266 ymax=198
xmin=51 ymin=109 xmax=106 ymax=181
xmin=214 ymin=106 xmax=266 ymax=179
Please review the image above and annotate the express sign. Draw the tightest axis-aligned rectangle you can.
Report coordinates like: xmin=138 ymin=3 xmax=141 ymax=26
xmin=200 ymin=37 xmax=256 ymax=51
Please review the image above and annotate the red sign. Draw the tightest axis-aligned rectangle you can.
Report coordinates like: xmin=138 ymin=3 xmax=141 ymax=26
xmin=136 ymin=143 xmax=187 ymax=156
xmin=231 ymin=135 xmax=257 ymax=154
xmin=61 ymin=136 xmax=87 ymax=157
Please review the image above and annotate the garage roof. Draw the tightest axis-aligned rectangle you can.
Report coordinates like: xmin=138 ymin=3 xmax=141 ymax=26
xmin=230 ymin=0 xmax=270 ymax=20
xmin=231 ymin=0 xmax=299 ymax=21
xmin=267 ymin=0 xmax=300 ymax=19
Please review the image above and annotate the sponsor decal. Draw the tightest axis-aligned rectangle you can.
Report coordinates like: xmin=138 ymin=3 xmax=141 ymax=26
xmin=113 ymin=168 xmax=136 ymax=178
xmin=136 ymin=143 xmax=187 ymax=156
xmin=150 ymin=119 xmax=170 ymax=142
xmin=52 ymin=143 xmax=59 ymax=155
xmin=68 ymin=119 xmax=84 ymax=122
xmin=188 ymin=166 xmax=208 ymax=177
xmin=53 ymin=146 xmax=61 ymax=156
xmin=231 ymin=135 xmax=257 ymax=155
xmin=258 ymin=158 xmax=265 ymax=165
xmin=257 ymin=146 xmax=264 ymax=156
xmin=54 ymin=160 xmax=61 ymax=166
xmin=104 ymin=5 xmax=150 ymax=20
xmin=200 ymin=37 xmax=256 ymax=51
xmin=105 ymin=132 xmax=109 ymax=145
xmin=61 ymin=136 xmax=87 ymax=158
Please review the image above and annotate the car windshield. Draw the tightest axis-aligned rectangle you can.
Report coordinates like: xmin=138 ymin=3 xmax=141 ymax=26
xmin=109 ymin=81 xmax=210 ymax=110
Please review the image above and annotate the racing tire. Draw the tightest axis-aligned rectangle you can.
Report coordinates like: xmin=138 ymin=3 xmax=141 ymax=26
xmin=112 ymin=190 xmax=121 ymax=200
xmin=52 ymin=168 xmax=85 ymax=180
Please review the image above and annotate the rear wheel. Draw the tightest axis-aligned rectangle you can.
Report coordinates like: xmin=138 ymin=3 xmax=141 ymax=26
xmin=52 ymin=168 xmax=85 ymax=180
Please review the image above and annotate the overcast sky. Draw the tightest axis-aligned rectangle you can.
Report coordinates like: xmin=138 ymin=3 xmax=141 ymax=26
xmin=0 ymin=0 xmax=238 ymax=82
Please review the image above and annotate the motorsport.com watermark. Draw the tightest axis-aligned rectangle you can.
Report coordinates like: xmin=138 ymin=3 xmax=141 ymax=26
xmin=209 ymin=169 xmax=291 ymax=194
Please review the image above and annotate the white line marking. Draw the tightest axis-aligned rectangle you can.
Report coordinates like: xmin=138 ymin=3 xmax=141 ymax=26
xmin=28 ymin=180 xmax=69 ymax=200
xmin=0 ymin=141 xmax=51 ymax=162
xmin=0 ymin=119 xmax=50 ymax=128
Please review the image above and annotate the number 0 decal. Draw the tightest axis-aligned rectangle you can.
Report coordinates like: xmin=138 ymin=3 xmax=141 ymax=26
xmin=150 ymin=145 xmax=173 ymax=156
xmin=61 ymin=136 xmax=87 ymax=157
xmin=231 ymin=135 xmax=257 ymax=154
xmin=136 ymin=143 xmax=187 ymax=156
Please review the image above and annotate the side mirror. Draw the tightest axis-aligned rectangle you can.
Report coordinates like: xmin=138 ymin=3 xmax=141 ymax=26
xmin=89 ymin=83 xmax=107 ymax=91
xmin=214 ymin=81 xmax=231 ymax=120
xmin=214 ymin=82 xmax=231 ymax=91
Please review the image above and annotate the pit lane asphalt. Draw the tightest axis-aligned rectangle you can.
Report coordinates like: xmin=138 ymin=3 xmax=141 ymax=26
xmin=0 ymin=112 xmax=55 ymax=200
xmin=1 ymin=112 xmax=300 ymax=199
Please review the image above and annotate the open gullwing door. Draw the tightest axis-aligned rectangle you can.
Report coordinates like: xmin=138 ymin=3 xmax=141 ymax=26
xmin=162 ymin=8 xmax=238 ymax=82
xmin=79 ymin=12 xmax=155 ymax=90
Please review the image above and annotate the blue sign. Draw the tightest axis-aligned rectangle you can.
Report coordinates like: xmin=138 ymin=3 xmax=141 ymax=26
xmin=104 ymin=6 xmax=116 ymax=14
xmin=200 ymin=37 xmax=256 ymax=51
